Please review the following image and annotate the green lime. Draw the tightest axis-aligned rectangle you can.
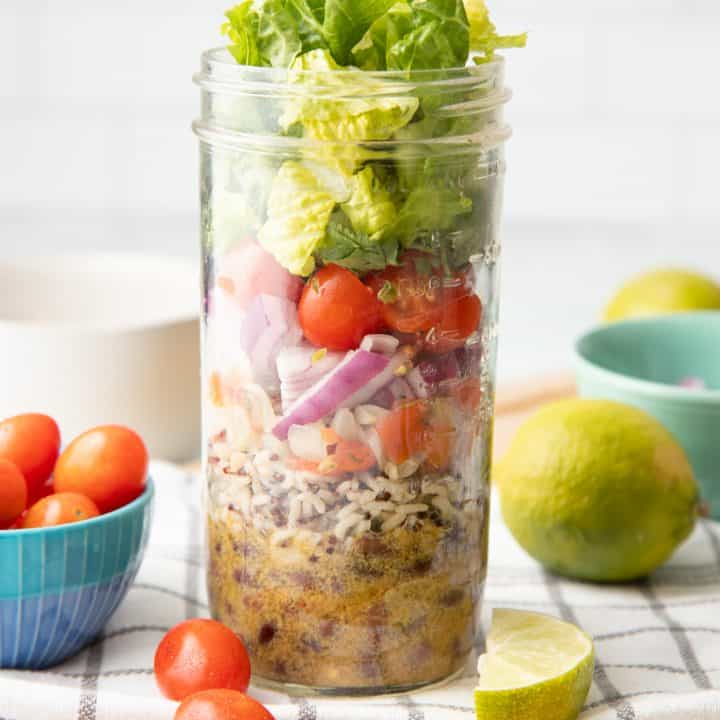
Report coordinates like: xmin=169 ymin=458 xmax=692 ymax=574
xmin=475 ymin=609 xmax=594 ymax=720
xmin=495 ymin=399 xmax=699 ymax=582
xmin=604 ymin=268 xmax=720 ymax=322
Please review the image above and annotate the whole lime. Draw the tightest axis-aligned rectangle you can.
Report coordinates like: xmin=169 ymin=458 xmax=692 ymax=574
xmin=604 ymin=269 xmax=720 ymax=322
xmin=496 ymin=399 xmax=699 ymax=582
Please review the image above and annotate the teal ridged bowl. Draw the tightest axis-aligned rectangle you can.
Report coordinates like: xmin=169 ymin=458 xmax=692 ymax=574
xmin=0 ymin=479 xmax=153 ymax=669
xmin=574 ymin=312 xmax=720 ymax=518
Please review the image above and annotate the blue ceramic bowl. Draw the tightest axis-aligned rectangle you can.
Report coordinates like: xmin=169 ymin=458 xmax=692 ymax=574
xmin=0 ymin=479 xmax=154 ymax=669
xmin=574 ymin=312 xmax=720 ymax=518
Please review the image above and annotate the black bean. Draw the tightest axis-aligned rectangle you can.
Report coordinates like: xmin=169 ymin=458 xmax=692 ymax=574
xmin=259 ymin=623 xmax=276 ymax=644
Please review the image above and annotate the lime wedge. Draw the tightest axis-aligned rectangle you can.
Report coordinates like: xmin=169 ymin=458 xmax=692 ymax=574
xmin=475 ymin=609 xmax=594 ymax=720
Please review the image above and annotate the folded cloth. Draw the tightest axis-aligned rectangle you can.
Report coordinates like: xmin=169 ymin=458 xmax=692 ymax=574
xmin=1 ymin=461 xmax=719 ymax=720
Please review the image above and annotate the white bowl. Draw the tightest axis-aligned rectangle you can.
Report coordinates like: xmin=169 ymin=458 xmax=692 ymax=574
xmin=0 ymin=253 xmax=200 ymax=461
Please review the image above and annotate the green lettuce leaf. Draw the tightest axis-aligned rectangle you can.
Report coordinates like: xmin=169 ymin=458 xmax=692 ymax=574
xmin=223 ymin=0 xmax=303 ymax=67
xmin=286 ymin=0 xmax=326 ymax=52
xmin=316 ymin=217 xmax=400 ymax=273
xmin=391 ymin=184 xmax=472 ymax=247
xmin=281 ymin=49 xmax=419 ymax=172
xmin=258 ymin=160 xmax=348 ymax=275
xmin=465 ymin=0 xmax=527 ymax=59
xmin=342 ymin=166 xmax=398 ymax=237
xmin=322 ymin=0 xmax=398 ymax=65
xmin=352 ymin=3 xmax=413 ymax=71
xmin=388 ymin=0 xmax=469 ymax=70
xmin=222 ymin=2 xmax=262 ymax=65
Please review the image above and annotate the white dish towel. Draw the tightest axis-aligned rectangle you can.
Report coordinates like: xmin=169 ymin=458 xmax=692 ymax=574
xmin=1 ymin=461 xmax=719 ymax=720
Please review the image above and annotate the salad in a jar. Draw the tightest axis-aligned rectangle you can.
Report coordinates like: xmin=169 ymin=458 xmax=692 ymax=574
xmin=200 ymin=0 xmax=524 ymax=694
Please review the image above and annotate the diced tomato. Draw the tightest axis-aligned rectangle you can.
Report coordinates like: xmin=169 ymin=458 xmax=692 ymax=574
xmin=376 ymin=400 xmax=456 ymax=471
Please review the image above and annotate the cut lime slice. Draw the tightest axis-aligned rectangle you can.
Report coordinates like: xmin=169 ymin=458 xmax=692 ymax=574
xmin=475 ymin=609 xmax=594 ymax=720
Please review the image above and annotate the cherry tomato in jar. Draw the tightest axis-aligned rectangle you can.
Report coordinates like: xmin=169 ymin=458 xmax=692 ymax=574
xmin=22 ymin=492 xmax=100 ymax=529
xmin=175 ymin=690 xmax=275 ymax=720
xmin=0 ymin=459 xmax=28 ymax=528
xmin=0 ymin=414 xmax=60 ymax=498
xmin=154 ymin=619 xmax=251 ymax=702
xmin=298 ymin=265 xmax=383 ymax=351
xmin=366 ymin=254 xmax=480 ymax=349
xmin=425 ymin=293 xmax=482 ymax=355
xmin=54 ymin=426 xmax=148 ymax=514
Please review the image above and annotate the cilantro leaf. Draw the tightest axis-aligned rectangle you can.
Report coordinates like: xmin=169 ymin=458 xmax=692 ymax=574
xmin=316 ymin=219 xmax=400 ymax=273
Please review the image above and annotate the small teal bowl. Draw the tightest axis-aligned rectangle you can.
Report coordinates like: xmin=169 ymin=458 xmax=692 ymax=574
xmin=0 ymin=479 xmax=154 ymax=669
xmin=574 ymin=312 xmax=720 ymax=518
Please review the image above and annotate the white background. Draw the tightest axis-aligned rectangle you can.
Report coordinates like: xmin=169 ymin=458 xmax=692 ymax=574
xmin=1 ymin=0 xmax=719 ymax=380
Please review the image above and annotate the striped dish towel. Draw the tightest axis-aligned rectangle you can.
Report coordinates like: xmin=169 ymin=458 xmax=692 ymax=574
xmin=1 ymin=461 xmax=719 ymax=720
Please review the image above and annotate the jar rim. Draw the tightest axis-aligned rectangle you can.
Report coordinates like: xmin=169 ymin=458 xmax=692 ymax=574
xmin=194 ymin=47 xmax=505 ymax=93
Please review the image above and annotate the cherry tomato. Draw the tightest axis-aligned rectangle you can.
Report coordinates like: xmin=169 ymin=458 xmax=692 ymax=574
xmin=0 ymin=459 xmax=27 ymax=527
xmin=376 ymin=400 xmax=455 ymax=471
xmin=298 ymin=265 xmax=383 ymax=351
xmin=367 ymin=255 xmax=480 ymax=353
xmin=366 ymin=255 xmax=469 ymax=333
xmin=0 ymin=414 xmax=60 ymax=497
xmin=425 ymin=293 xmax=482 ymax=354
xmin=22 ymin=492 xmax=99 ymax=529
xmin=27 ymin=478 xmax=55 ymax=507
xmin=54 ymin=426 xmax=148 ymax=514
xmin=155 ymin=619 xmax=251 ymax=702
xmin=175 ymin=690 xmax=275 ymax=720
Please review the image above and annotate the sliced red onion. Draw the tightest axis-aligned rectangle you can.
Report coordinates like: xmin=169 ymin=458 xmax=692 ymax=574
xmin=389 ymin=377 xmax=414 ymax=401
xmin=360 ymin=334 xmax=401 ymax=355
xmin=407 ymin=367 xmax=430 ymax=398
xmin=239 ymin=294 xmax=302 ymax=385
xmin=354 ymin=405 xmax=390 ymax=426
xmin=288 ymin=424 xmax=326 ymax=462
xmin=277 ymin=345 xmax=345 ymax=411
xmin=332 ymin=408 xmax=364 ymax=443
xmin=370 ymin=387 xmax=396 ymax=409
xmin=273 ymin=350 xmax=391 ymax=440
xmin=340 ymin=350 xmax=412 ymax=408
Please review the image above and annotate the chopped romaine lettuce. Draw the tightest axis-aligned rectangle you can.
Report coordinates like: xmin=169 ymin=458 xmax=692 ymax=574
xmin=465 ymin=0 xmax=527 ymax=59
xmin=392 ymin=184 xmax=472 ymax=247
xmin=223 ymin=0 xmax=309 ymax=67
xmin=222 ymin=2 xmax=262 ymax=65
xmin=258 ymin=160 xmax=349 ymax=276
xmin=342 ymin=167 xmax=397 ymax=238
xmin=388 ymin=0 xmax=470 ymax=71
xmin=322 ymin=0 xmax=398 ymax=65
xmin=352 ymin=3 xmax=413 ymax=71
xmin=282 ymin=49 xmax=419 ymax=146
xmin=222 ymin=0 xmax=525 ymax=69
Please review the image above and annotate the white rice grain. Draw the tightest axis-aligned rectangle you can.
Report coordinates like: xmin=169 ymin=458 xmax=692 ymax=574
xmin=335 ymin=512 xmax=364 ymax=539
xmin=398 ymin=503 xmax=429 ymax=515
xmin=337 ymin=502 xmax=360 ymax=519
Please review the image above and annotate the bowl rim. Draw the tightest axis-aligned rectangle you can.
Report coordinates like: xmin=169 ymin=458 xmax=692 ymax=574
xmin=574 ymin=311 xmax=720 ymax=404
xmin=0 ymin=252 xmax=198 ymax=332
xmin=0 ymin=477 xmax=155 ymax=538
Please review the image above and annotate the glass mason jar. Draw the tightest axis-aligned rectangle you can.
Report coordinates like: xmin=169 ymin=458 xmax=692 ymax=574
xmin=194 ymin=48 xmax=511 ymax=696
